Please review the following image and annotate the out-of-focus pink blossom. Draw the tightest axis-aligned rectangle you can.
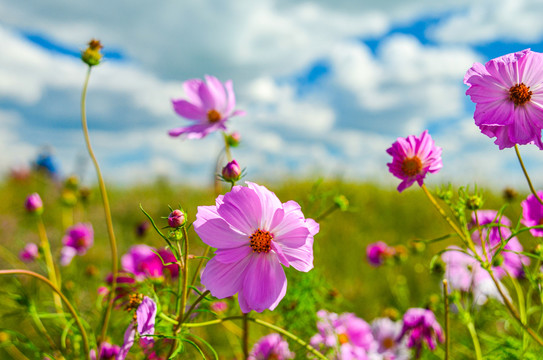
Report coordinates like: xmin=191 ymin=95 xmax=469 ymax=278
xmin=20 ymin=243 xmax=39 ymax=262
xmin=366 ymin=241 xmax=395 ymax=267
xmin=248 ymin=333 xmax=295 ymax=360
xmin=118 ymin=296 xmax=157 ymax=360
xmin=24 ymin=193 xmax=43 ymax=214
xmin=399 ymin=308 xmax=444 ymax=358
xmin=169 ymin=75 xmax=245 ymax=139
xmin=62 ymin=223 xmax=94 ymax=255
xmin=521 ymin=191 xmax=543 ymax=237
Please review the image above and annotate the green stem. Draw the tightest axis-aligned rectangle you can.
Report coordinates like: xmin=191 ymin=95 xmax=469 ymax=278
xmin=443 ymin=279 xmax=450 ymax=360
xmin=181 ymin=290 xmax=210 ymax=324
xmin=487 ymin=269 xmax=543 ymax=346
xmin=80 ymin=66 xmax=118 ymax=344
xmin=190 ymin=246 xmax=210 ymax=289
xmin=29 ymin=304 xmax=59 ymax=353
xmin=314 ymin=204 xmax=338 ymax=222
xmin=36 ymin=217 xmax=63 ymax=315
xmin=466 ymin=321 xmax=483 ymax=360
xmin=243 ymin=313 xmax=249 ymax=358
xmin=0 ymin=270 xmax=90 ymax=359
xmin=179 ymin=315 xmax=328 ymax=360
xmin=514 ymin=144 xmax=543 ymax=205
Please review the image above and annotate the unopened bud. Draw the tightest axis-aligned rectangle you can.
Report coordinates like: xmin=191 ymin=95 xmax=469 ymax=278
xmin=333 ymin=195 xmax=349 ymax=211
xmin=492 ymin=254 xmax=504 ymax=267
xmin=81 ymin=39 xmax=103 ymax=66
xmin=466 ymin=195 xmax=484 ymax=210
xmin=61 ymin=190 xmax=78 ymax=207
xmin=65 ymin=175 xmax=79 ymax=191
xmin=24 ymin=193 xmax=43 ymax=214
xmin=222 ymin=160 xmax=242 ymax=183
xmin=168 ymin=209 xmax=186 ymax=228
xmin=226 ymin=132 xmax=241 ymax=147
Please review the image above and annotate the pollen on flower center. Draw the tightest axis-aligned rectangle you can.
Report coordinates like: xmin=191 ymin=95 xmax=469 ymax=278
xmin=338 ymin=333 xmax=349 ymax=345
xmin=382 ymin=336 xmax=395 ymax=349
xmin=249 ymin=229 xmax=273 ymax=253
xmin=509 ymin=83 xmax=532 ymax=106
xmin=207 ymin=109 xmax=222 ymax=123
xmin=401 ymin=157 xmax=422 ymax=177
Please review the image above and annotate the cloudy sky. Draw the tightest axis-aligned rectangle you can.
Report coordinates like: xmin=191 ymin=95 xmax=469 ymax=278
xmin=2 ymin=0 xmax=543 ymax=189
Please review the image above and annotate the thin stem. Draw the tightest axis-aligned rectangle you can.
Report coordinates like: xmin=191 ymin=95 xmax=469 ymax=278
xmin=0 ymin=270 xmax=90 ymax=359
xmin=487 ymin=268 xmax=543 ymax=346
xmin=36 ymin=217 xmax=63 ymax=314
xmin=180 ymin=315 xmax=328 ymax=360
xmin=421 ymin=185 xmax=480 ymax=257
xmin=29 ymin=304 xmax=59 ymax=353
xmin=80 ymin=66 xmax=118 ymax=344
xmin=314 ymin=204 xmax=338 ymax=222
xmin=3 ymin=344 xmax=30 ymax=360
xmin=190 ymin=246 xmax=210 ymax=289
xmin=466 ymin=321 xmax=483 ymax=360
xmin=181 ymin=290 xmax=210 ymax=324
xmin=473 ymin=211 xmax=489 ymax=265
xmin=443 ymin=279 xmax=450 ymax=360
xmin=515 ymin=144 xmax=543 ymax=205
xmin=243 ymin=313 xmax=249 ymax=359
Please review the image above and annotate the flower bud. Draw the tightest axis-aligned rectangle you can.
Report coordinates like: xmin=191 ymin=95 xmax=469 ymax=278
xmin=466 ymin=195 xmax=484 ymax=210
xmin=492 ymin=254 xmax=504 ymax=267
xmin=61 ymin=189 xmax=78 ymax=207
xmin=226 ymin=132 xmax=241 ymax=147
xmin=210 ymin=301 xmax=228 ymax=314
xmin=24 ymin=193 xmax=43 ymax=214
xmin=81 ymin=39 xmax=103 ymax=67
xmin=333 ymin=195 xmax=349 ymax=211
xmin=168 ymin=209 xmax=186 ymax=228
xmin=222 ymin=160 xmax=242 ymax=183
xmin=65 ymin=175 xmax=79 ymax=191
xmin=20 ymin=243 xmax=39 ymax=262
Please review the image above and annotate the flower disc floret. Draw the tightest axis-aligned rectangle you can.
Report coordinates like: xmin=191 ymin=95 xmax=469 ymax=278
xmin=464 ymin=49 xmax=543 ymax=149
xmin=194 ymin=182 xmax=318 ymax=313
xmin=386 ymin=130 xmax=442 ymax=192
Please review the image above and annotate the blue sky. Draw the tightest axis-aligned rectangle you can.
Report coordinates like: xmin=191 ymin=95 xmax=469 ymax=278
xmin=2 ymin=0 xmax=543 ymax=189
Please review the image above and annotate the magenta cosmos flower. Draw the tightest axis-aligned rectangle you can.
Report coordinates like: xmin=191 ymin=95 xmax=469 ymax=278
xmin=121 ymin=245 xmax=178 ymax=281
xmin=521 ymin=191 xmax=543 ymax=237
xmin=24 ymin=193 xmax=43 ymax=213
xmin=371 ymin=318 xmax=410 ymax=360
xmin=20 ymin=243 xmax=39 ymax=263
xmin=464 ymin=49 xmax=543 ymax=149
xmin=194 ymin=181 xmax=318 ymax=313
xmin=248 ymin=333 xmax=295 ymax=360
xmin=169 ymin=75 xmax=245 ymax=139
xmin=118 ymin=296 xmax=157 ymax=360
xmin=63 ymin=223 xmax=94 ymax=255
xmin=310 ymin=310 xmax=377 ymax=359
xmin=366 ymin=241 xmax=395 ymax=267
xmin=399 ymin=308 xmax=444 ymax=358
xmin=386 ymin=130 xmax=442 ymax=192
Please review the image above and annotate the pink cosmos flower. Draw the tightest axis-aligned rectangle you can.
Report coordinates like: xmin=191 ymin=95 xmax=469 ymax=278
xmin=399 ymin=308 xmax=444 ymax=358
xmin=90 ymin=342 xmax=120 ymax=360
xmin=469 ymin=210 xmax=530 ymax=278
xmin=442 ymin=246 xmax=508 ymax=305
xmin=371 ymin=318 xmax=410 ymax=360
xmin=121 ymin=245 xmax=164 ymax=281
xmin=248 ymin=333 xmax=295 ymax=360
xmin=521 ymin=191 xmax=543 ymax=237
xmin=464 ymin=49 xmax=543 ymax=149
xmin=310 ymin=310 xmax=377 ymax=359
xmin=169 ymin=75 xmax=245 ymax=139
xmin=366 ymin=241 xmax=395 ymax=267
xmin=210 ymin=301 xmax=228 ymax=314
xmin=20 ymin=243 xmax=39 ymax=262
xmin=62 ymin=223 xmax=94 ymax=255
xmin=195 ymin=181 xmax=318 ymax=313
xmin=386 ymin=130 xmax=442 ymax=192
xmin=118 ymin=296 xmax=157 ymax=360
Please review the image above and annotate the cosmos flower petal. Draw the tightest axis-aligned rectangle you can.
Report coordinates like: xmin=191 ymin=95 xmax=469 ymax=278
xmin=246 ymin=182 xmax=283 ymax=229
xmin=194 ymin=212 xmax=248 ymax=249
xmin=224 ymin=79 xmax=236 ymax=115
xmin=183 ymin=79 xmax=204 ymax=106
xmin=117 ymin=325 xmax=136 ymax=360
xmin=240 ymin=253 xmax=287 ymax=313
xmin=205 ymin=75 xmax=227 ymax=111
xmin=136 ymin=296 xmax=157 ymax=340
xmin=201 ymin=256 xmax=251 ymax=299
xmin=218 ymin=186 xmax=262 ymax=233
xmin=279 ymin=237 xmax=314 ymax=272
xmin=213 ymin=245 xmax=253 ymax=264
xmin=172 ymin=99 xmax=206 ymax=120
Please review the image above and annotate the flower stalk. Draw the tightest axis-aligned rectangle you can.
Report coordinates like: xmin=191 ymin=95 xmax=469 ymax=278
xmin=0 ymin=270 xmax=90 ymax=359
xmin=80 ymin=66 xmax=118 ymax=344
xmin=514 ymin=145 xmax=543 ymax=205
xmin=36 ymin=216 xmax=63 ymax=315
xmin=443 ymin=279 xmax=450 ymax=360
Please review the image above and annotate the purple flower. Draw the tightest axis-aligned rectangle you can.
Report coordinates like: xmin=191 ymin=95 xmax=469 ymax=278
xmin=168 ymin=209 xmax=185 ymax=228
xmin=121 ymin=245 xmax=164 ymax=281
xmin=195 ymin=181 xmax=318 ymax=313
xmin=118 ymin=296 xmax=157 ymax=360
xmin=464 ymin=49 xmax=543 ymax=149
xmin=60 ymin=246 xmax=77 ymax=266
xmin=20 ymin=243 xmax=39 ymax=262
xmin=24 ymin=193 xmax=43 ymax=213
xmin=169 ymin=75 xmax=245 ymax=139
xmin=62 ymin=223 xmax=94 ymax=255
xmin=90 ymin=342 xmax=120 ymax=360
xmin=248 ymin=333 xmax=295 ymax=360
xmin=366 ymin=241 xmax=394 ymax=267
xmin=210 ymin=301 xmax=228 ymax=314
xmin=157 ymin=248 xmax=179 ymax=279
xmin=310 ymin=310 xmax=376 ymax=359
xmin=469 ymin=210 xmax=530 ymax=278
xmin=442 ymin=246 xmax=510 ymax=305
xmin=521 ymin=191 xmax=543 ymax=237
xmin=399 ymin=308 xmax=444 ymax=358
xmin=371 ymin=318 xmax=410 ymax=360
xmin=222 ymin=159 xmax=242 ymax=183
xmin=386 ymin=130 xmax=442 ymax=192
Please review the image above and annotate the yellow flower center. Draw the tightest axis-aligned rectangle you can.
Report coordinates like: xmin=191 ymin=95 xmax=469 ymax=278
xmin=207 ymin=109 xmax=222 ymax=123
xmin=509 ymin=83 xmax=532 ymax=106
xmin=338 ymin=333 xmax=349 ymax=345
xmin=249 ymin=229 xmax=273 ymax=253
xmin=401 ymin=156 xmax=422 ymax=177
